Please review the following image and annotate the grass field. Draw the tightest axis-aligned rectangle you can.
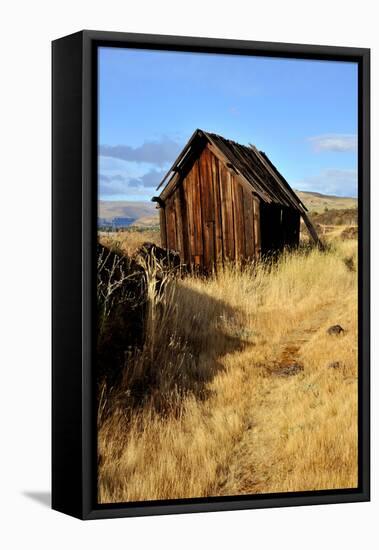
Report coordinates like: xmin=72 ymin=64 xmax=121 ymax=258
xmin=97 ymin=225 xmax=358 ymax=503
xmin=99 ymin=227 xmax=161 ymax=256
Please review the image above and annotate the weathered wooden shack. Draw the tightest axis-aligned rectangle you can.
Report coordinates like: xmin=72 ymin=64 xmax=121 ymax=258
xmin=152 ymin=129 xmax=320 ymax=271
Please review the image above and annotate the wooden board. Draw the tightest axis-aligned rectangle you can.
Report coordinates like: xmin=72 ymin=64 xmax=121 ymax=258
xmin=198 ymin=148 xmax=215 ymax=270
xmin=178 ymin=183 xmax=190 ymax=265
xmin=204 ymin=221 xmax=215 ymax=272
xmin=183 ymin=172 xmax=194 ymax=260
xmin=253 ymin=196 xmax=261 ymax=258
xmin=192 ymin=159 xmax=204 ymax=259
xmin=198 ymin=148 xmax=215 ymax=222
xmin=211 ymin=154 xmax=223 ymax=266
xmin=173 ymin=189 xmax=184 ymax=259
xmin=165 ymin=196 xmax=177 ymax=251
xmin=159 ymin=207 xmax=167 ymax=249
xmin=243 ymin=187 xmax=255 ymax=260
xmin=183 ymin=159 xmax=204 ymax=267
xmin=219 ymin=162 xmax=234 ymax=261
xmin=232 ymin=179 xmax=245 ymax=262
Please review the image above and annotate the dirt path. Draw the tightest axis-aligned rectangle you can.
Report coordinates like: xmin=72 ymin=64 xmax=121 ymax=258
xmin=214 ymin=301 xmax=339 ymax=497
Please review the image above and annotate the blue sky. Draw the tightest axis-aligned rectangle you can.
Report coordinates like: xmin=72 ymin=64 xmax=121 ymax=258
xmin=98 ymin=47 xmax=358 ymax=201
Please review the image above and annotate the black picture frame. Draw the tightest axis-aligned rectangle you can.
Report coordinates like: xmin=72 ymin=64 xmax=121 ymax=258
xmin=52 ymin=30 xmax=370 ymax=520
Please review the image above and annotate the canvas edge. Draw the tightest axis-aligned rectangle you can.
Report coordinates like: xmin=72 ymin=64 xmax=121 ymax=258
xmin=52 ymin=30 xmax=85 ymax=519
xmin=52 ymin=30 xmax=370 ymax=520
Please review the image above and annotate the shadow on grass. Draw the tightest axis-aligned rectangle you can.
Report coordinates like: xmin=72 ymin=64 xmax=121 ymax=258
xmin=98 ymin=277 xmax=251 ymax=414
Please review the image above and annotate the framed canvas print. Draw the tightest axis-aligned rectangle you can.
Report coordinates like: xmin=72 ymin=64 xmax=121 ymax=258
xmin=52 ymin=30 xmax=370 ymax=519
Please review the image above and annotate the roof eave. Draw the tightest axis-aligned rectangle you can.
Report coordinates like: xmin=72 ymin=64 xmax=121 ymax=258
xmin=156 ymin=128 xmax=204 ymax=192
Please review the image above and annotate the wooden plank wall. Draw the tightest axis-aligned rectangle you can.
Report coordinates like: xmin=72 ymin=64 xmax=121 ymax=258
xmin=162 ymin=145 xmax=293 ymax=270
xmin=199 ymin=148 xmax=215 ymax=270
xmin=159 ymin=207 xmax=167 ymax=248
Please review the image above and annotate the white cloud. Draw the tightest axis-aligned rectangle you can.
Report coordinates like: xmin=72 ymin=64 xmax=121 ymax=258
xmin=294 ymin=168 xmax=357 ymax=197
xmin=99 ymin=174 xmax=129 ymax=196
xmin=99 ymin=168 xmax=166 ymax=198
xmin=307 ymin=134 xmax=357 ymax=153
xmin=99 ymin=136 xmax=181 ymax=167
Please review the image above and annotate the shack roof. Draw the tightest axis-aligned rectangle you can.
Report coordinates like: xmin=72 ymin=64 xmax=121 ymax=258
xmin=156 ymin=129 xmax=307 ymax=213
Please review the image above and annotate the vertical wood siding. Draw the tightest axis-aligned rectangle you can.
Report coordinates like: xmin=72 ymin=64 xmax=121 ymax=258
xmin=199 ymin=148 xmax=215 ymax=271
xmin=211 ymin=154 xmax=223 ymax=265
xmin=159 ymin=207 xmax=167 ymax=249
xmin=160 ymin=144 xmax=299 ymax=271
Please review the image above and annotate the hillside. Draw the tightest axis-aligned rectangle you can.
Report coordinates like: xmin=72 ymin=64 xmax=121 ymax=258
xmin=98 ymin=191 xmax=357 ymax=229
xmin=309 ymin=208 xmax=357 ymax=227
xmin=99 ymin=200 xmax=159 ymax=227
xmin=296 ymin=190 xmax=357 ymax=212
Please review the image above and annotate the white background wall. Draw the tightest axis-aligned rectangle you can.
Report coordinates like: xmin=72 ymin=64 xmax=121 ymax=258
xmin=0 ymin=1 xmax=376 ymax=548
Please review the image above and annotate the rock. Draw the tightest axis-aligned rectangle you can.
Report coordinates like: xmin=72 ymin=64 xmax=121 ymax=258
xmin=343 ymin=256 xmax=356 ymax=272
xmin=328 ymin=361 xmax=343 ymax=369
xmin=271 ymin=362 xmax=304 ymax=377
xmin=341 ymin=226 xmax=358 ymax=240
xmin=327 ymin=324 xmax=345 ymax=336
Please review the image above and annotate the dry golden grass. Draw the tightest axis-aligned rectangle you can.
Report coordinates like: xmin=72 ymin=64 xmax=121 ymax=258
xmin=98 ymin=234 xmax=358 ymax=503
xmin=301 ymin=223 xmax=357 ymax=244
xmin=99 ymin=228 xmax=160 ymax=257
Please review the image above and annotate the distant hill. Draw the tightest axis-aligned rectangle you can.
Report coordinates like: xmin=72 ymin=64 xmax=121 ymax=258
xmin=99 ymin=201 xmax=159 ymax=227
xmin=295 ymin=190 xmax=357 ymax=212
xmin=99 ymin=190 xmax=357 ymax=229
